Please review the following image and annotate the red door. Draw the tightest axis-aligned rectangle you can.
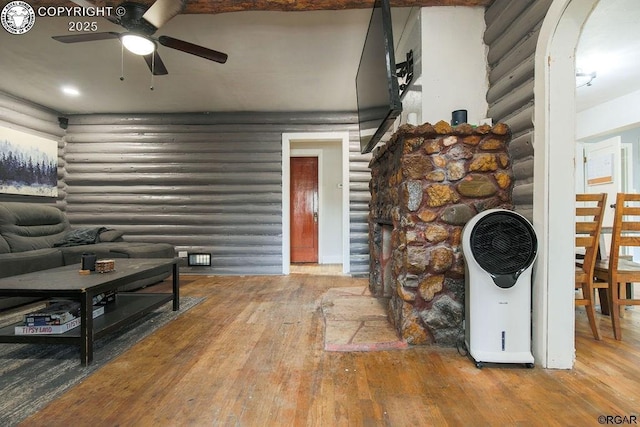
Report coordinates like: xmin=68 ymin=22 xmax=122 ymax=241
xmin=290 ymin=157 xmax=318 ymax=263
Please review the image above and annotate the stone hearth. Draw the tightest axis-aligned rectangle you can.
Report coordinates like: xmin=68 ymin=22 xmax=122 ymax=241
xmin=369 ymin=121 xmax=513 ymax=346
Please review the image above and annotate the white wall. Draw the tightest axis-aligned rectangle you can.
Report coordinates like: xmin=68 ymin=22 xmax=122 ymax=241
xmin=392 ymin=7 xmax=489 ymax=127
xmin=419 ymin=7 xmax=489 ymax=125
xmin=577 ymin=88 xmax=640 ymax=139
xmin=394 ymin=7 xmax=422 ymax=125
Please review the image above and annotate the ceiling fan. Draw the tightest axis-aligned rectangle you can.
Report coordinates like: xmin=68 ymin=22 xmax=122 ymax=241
xmin=51 ymin=0 xmax=228 ymax=76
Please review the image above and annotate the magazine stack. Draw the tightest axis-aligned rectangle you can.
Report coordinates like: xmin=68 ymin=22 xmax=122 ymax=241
xmin=15 ymin=299 xmax=105 ymax=335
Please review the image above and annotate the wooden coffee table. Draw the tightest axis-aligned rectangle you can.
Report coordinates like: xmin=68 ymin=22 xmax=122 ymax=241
xmin=0 ymin=258 xmax=179 ymax=365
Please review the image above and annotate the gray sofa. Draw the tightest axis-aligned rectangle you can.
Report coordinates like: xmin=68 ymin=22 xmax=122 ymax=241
xmin=0 ymin=202 xmax=175 ymax=311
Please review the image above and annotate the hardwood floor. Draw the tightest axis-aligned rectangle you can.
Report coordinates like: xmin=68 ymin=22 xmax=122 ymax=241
xmin=20 ymin=275 xmax=640 ymax=426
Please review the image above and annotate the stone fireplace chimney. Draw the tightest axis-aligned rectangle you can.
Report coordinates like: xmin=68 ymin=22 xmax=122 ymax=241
xmin=368 ymin=121 xmax=513 ymax=346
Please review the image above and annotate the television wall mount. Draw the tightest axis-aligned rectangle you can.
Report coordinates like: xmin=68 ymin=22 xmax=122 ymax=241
xmin=396 ymin=50 xmax=414 ymax=97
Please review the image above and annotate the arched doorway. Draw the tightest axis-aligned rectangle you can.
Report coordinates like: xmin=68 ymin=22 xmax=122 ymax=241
xmin=533 ymin=0 xmax=599 ymax=368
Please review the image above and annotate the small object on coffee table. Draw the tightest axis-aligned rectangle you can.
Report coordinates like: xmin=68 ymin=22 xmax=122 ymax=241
xmin=81 ymin=252 xmax=97 ymax=271
xmin=78 ymin=270 xmax=90 ymax=275
xmin=95 ymin=259 xmax=115 ymax=273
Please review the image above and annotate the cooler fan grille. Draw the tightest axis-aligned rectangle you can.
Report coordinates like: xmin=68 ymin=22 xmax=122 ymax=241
xmin=469 ymin=211 xmax=537 ymax=275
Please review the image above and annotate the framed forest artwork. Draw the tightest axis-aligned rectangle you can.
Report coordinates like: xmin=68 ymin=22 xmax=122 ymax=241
xmin=0 ymin=126 xmax=58 ymax=197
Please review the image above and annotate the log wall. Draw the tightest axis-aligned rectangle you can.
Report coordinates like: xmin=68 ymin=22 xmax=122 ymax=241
xmin=484 ymin=0 xmax=553 ymax=220
xmin=63 ymin=113 xmax=372 ymax=275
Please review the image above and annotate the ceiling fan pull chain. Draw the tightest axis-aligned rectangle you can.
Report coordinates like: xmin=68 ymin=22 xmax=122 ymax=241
xmin=150 ymin=52 xmax=155 ymax=91
xmin=120 ymin=43 xmax=125 ymax=81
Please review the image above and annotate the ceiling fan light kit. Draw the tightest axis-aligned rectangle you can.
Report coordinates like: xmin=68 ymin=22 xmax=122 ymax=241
xmin=120 ymin=33 xmax=156 ymax=55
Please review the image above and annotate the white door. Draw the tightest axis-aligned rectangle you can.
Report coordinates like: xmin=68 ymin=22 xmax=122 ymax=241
xmin=581 ymin=136 xmax=628 ymax=258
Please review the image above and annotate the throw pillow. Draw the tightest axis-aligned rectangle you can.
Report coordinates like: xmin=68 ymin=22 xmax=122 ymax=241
xmin=99 ymin=229 xmax=125 ymax=242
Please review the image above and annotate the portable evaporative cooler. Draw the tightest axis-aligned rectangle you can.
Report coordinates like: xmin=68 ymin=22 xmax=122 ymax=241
xmin=461 ymin=209 xmax=538 ymax=368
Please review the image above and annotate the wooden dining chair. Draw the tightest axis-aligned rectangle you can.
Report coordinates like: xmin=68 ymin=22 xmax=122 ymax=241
xmin=593 ymin=192 xmax=640 ymax=340
xmin=575 ymin=193 xmax=608 ymax=340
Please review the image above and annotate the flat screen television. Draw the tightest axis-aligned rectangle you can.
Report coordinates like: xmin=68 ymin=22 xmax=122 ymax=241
xmin=356 ymin=0 xmax=402 ymax=154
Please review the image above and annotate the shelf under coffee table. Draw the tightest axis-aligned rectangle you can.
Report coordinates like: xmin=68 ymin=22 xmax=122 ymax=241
xmin=0 ymin=258 xmax=179 ymax=365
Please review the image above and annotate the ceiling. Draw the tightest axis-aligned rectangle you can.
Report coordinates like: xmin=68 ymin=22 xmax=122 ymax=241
xmin=0 ymin=0 xmax=636 ymax=116
xmin=0 ymin=4 xmax=424 ymax=114
xmin=576 ymin=0 xmax=640 ymax=112
xmin=0 ymin=0 xmax=493 ymax=115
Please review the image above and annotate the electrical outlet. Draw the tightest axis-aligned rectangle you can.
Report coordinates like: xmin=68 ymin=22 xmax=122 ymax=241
xmin=178 ymin=251 xmax=188 ymax=258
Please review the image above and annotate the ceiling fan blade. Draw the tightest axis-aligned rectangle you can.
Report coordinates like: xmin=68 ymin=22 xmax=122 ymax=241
xmin=142 ymin=0 xmax=185 ymax=29
xmin=69 ymin=0 xmax=97 ymax=8
xmin=52 ymin=32 xmax=120 ymax=43
xmin=143 ymin=51 xmax=169 ymax=75
xmin=158 ymin=35 xmax=228 ymax=64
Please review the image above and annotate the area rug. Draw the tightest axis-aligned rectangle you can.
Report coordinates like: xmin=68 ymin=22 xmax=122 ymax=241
xmin=321 ymin=286 xmax=408 ymax=352
xmin=0 ymin=296 xmax=203 ymax=426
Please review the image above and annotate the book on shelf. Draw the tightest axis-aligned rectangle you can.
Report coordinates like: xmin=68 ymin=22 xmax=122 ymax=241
xmin=24 ymin=294 xmax=115 ymax=326
xmin=94 ymin=290 xmax=116 ymax=306
xmin=24 ymin=299 xmax=81 ymax=326
xmin=15 ymin=305 xmax=105 ymax=335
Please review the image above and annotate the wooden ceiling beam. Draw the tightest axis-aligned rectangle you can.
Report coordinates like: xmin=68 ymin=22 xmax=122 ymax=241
xmin=182 ymin=0 xmax=495 ymax=13
xmin=36 ymin=0 xmax=494 ymax=15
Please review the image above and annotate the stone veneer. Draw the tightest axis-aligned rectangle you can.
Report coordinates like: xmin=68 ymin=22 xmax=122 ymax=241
xmin=369 ymin=121 xmax=513 ymax=346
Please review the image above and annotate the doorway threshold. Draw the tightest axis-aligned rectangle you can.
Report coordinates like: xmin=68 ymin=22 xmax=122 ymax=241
xmin=290 ymin=263 xmax=344 ymax=276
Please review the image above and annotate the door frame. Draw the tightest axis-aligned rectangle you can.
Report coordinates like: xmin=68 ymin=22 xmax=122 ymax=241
xmin=534 ymin=0 xmax=599 ymax=368
xmin=282 ymin=131 xmax=350 ymax=275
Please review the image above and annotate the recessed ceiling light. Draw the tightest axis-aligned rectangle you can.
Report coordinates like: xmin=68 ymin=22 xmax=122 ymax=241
xmin=61 ymin=86 xmax=80 ymax=96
